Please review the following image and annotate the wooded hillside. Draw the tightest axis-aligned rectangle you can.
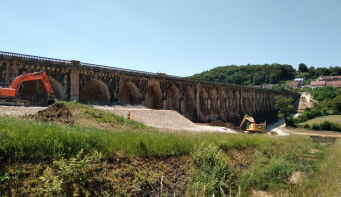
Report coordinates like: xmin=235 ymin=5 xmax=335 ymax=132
xmin=188 ymin=64 xmax=296 ymax=85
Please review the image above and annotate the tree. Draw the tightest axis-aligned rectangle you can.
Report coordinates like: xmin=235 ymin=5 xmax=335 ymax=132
xmin=308 ymin=66 xmax=315 ymax=78
xmin=269 ymin=73 xmax=278 ymax=84
xmin=333 ymin=95 xmax=341 ymax=113
xmin=275 ymin=95 xmax=296 ymax=126
xmin=299 ymin=63 xmax=308 ymax=72
xmin=253 ymin=73 xmax=262 ymax=85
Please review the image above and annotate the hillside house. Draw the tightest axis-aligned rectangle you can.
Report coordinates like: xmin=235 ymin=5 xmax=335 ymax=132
xmin=294 ymin=78 xmax=304 ymax=85
xmin=318 ymin=76 xmax=341 ymax=81
xmin=311 ymin=81 xmax=326 ymax=89
xmin=262 ymin=84 xmax=273 ymax=89
xmin=286 ymin=81 xmax=300 ymax=88
xmin=334 ymin=82 xmax=341 ymax=88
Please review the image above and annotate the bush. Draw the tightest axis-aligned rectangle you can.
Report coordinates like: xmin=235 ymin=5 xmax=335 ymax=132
xmin=319 ymin=121 xmax=331 ymax=131
xmin=303 ymin=123 xmax=310 ymax=129
xmin=304 ymin=107 xmax=311 ymax=112
xmin=312 ymin=123 xmax=319 ymax=130
xmin=286 ymin=117 xmax=295 ymax=127
xmin=330 ymin=122 xmax=340 ymax=131
xmin=190 ymin=143 xmax=232 ymax=196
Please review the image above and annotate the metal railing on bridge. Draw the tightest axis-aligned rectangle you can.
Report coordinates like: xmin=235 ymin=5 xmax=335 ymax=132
xmin=0 ymin=51 xmax=295 ymax=93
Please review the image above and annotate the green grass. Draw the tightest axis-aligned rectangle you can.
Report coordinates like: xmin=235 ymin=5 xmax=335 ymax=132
xmin=299 ymin=115 xmax=341 ymax=126
xmin=0 ymin=114 xmax=335 ymax=196
xmin=279 ymin=139 xmax=341 ymax=196
xmin=0 ymin=117 xmax=316 ymax=161
xmin=59 ymin=101 xmax=146 ymax=129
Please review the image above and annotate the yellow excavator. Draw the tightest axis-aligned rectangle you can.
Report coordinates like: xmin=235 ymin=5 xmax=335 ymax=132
xmin=240 ymin=114 xmax=266 ymax=132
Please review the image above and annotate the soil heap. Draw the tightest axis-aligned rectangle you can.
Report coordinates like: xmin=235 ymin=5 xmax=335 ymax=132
xmin=33 ymin=103 xmax=74 ymax=125
xmin=209 ymin=120 xmax=244 ymax=132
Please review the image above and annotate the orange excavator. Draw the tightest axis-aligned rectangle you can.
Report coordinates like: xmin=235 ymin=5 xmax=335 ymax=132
xmin=0 ymin=71 xmax=56 ymax=106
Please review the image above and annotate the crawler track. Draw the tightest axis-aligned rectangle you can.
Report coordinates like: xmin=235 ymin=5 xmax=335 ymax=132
xmin=0 ymin=98 xmax=30 ymax=106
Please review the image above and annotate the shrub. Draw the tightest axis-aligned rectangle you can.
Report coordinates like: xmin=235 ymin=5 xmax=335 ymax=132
xmin=189 ymin=143 xmax=231 ymax=196
xmin=312 ymin=123 xmax=319 ymax=130
xmin=319 ymin=121 xmax=332 ymax=131
xmin=311 ymin=109 xmax=322 ymax=117
xmin=303 ymin=123 xmax=310 ymax=129
xmin=330 ymin=122 xmax=340 ymax=132
xmin=304 ymin=107 xmax=311 ymax=112
xmin=286 ymin=117 xmax=295 ymax=127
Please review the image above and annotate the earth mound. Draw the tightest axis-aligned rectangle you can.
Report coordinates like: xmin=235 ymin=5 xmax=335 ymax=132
xmin=33 ymin=103 xmax=74 ymax=124
xmin=209 ymin=120 xmax=244 ymax=132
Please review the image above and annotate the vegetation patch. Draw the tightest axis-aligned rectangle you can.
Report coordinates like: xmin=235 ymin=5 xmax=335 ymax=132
xmin=0 ymin=102 xmax=337 ymax=196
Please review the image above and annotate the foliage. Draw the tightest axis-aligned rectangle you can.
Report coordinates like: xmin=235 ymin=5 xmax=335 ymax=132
xmin=299 ymin=63 xmax=309 ymax=72
xmin=240 ymin=142 xmax=325 ymax=192
xmin=275 ymin=95 xmax=295 ymax=126
xmin=189 ymin=143 xmax=231 ymax=196
xmin=311 ymin=86 xmax=341 ymax=101
xmin=333 ymin=95 xmax=341 ymax=112
xmin=298 ymin=120 xmax=341 ymax=132
xmin=35 ymin=150 xmax=103 ymax=196
xmin=188 ymin=64 xmax=296 ymax=85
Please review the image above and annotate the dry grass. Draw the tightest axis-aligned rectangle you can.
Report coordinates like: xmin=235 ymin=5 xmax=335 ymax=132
xmin=299 ymin=115 xmax=341 ymax=125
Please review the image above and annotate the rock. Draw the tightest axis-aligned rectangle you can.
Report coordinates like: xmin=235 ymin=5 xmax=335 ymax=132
xmin=250 ymin=190 xmax=274 ymax=197
xmin=289 ymin=171 xmax=304 ymax=184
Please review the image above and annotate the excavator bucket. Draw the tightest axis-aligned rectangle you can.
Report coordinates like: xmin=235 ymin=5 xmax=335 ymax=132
xmin=47 ymin=95 xmax=57 ymax=106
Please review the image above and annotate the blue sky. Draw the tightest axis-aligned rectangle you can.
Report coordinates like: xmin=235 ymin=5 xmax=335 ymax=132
xmin=1 ymin=0 xmax=340 ymax=77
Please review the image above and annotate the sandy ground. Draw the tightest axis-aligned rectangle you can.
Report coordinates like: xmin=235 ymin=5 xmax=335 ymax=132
xmin=0 ymin=106 xmax=47 ymax=116
xmin=2 ymin=100 xmax=340 ymax=137
xmin=94 ymin=105 xmax=236 ymax=133
xmin=298 ymin=92 xmax=318 ymax=110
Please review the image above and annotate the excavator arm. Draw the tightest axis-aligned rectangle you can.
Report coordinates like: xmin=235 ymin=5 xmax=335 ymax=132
xmin=0 ymin=71 xmax=55 ymax=106
xmin=239 ymin=114 xmax=255 ymax=127
xmin=7 ymin=71 xmax=54 ymax=96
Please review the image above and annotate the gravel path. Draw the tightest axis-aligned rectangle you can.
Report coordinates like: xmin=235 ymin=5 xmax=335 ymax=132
xmin=0 ymin=106 xmax=47 ymax=117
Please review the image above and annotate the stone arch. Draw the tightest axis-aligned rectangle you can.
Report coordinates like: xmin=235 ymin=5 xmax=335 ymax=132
xmin=145 ymin=84 xmax=162 ymax=109
xmin=118 ymin=82 xmax=140 ymax=105
xmin=199 ymin=88 xmax=208 ymax=122
xmin=218 ymin=89 xmax=227 ymax=122
xmin=166 ymin=85 xmax=180 ymax=112
xmin=80 ymin=79 xmax=110 ymax=105
xmin=20 ymin=76 xmax=65 ymax=106
xmin=184 ymin=87 xmax=195 ymax=121
xmin=210 ymin=89 xmax=218 ymax=120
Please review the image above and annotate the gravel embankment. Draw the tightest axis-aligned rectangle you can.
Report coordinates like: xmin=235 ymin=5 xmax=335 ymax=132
xmin=94 ymin=105 xmax=236 ymax=133
xmin=0 ymin=104 xmax=236 ymax=133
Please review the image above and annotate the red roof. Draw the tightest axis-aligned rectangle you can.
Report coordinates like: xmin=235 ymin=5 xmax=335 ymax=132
xmin=286 ymin=81 xmax=299 ymax=86
xmin=311 ymin=81 xmax=326 ymax=86
xmin=319 ymin=76 xmax=341 ymax=80
xmin=320 ymin=76 xmax=333 ymax=80
xmin=334 ymin=83 xmax=341 ymax=88
xmin=326 ymin=81 xmax=336 ymax=86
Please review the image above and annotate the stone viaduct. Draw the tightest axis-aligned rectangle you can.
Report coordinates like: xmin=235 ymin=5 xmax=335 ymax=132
xmin=0 ymin=51 xmax=300 ymax=125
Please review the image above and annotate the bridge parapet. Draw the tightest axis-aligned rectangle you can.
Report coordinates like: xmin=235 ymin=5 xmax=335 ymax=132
xmin=0 ymin=51 xmax=300 ymax=125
